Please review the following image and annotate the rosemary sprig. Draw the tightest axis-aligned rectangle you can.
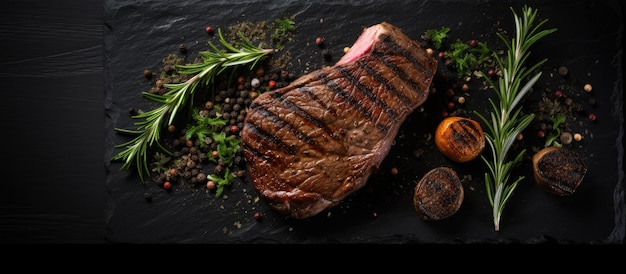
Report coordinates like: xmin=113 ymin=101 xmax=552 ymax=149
xmin=474 ymin=5 xmax=556 ymax=231
xmin=111 ymin=29 xmax=274 ymax=182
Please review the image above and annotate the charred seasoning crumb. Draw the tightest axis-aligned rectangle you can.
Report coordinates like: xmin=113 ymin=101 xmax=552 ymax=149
xmin=144 ymin=192 xmax=152 ymax=202
xmin=322 ymin=49 xmax=332 ymax=61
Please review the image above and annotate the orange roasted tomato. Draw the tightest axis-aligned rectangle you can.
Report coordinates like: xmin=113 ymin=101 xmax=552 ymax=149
xmin=434 ymin=116 xmax=485 ymax=163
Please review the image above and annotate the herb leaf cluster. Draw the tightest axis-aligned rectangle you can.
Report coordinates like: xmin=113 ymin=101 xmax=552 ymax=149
xmin=474 ymin=5 xmax=557 ymax=231
xmin=423 ymin=27 xmax=495 ymax=78
xmin=544 ymin=113 xmax=566 ymax=147
xmin=424 ymin=27 xmax=450 ymax=50
xmin=447 ymin=40 xmax=492 ymax=78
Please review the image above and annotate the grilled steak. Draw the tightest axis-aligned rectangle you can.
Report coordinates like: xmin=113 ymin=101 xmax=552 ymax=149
xmin=241 ymin=22 xmax=437 ymax=219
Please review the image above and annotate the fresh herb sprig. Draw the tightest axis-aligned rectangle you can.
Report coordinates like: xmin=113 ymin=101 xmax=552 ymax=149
xmin=424 ymin=27 xmax=450 ymax=50
xmin=111 ymin=29 xmax=274 ymax=182
xmin=543 ymin=113 xmax=566 ymax=147
xmin=270 ymin=18 xmax=295 ymax=50
xmin=474 ymin=5 xmax=556 ymax=231
xmin=208 ymin=168 xmax=235 ymax=198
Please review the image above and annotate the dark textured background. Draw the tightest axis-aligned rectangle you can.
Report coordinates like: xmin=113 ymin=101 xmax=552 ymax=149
xmin=1 ymin=0 xmax=105 ymax=243
xmin=1 ymin=0 xmax=625 ymax=246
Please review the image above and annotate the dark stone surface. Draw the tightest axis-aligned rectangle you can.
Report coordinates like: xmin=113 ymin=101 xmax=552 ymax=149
xmin=1 ymin=0 xmax=624 ymax=245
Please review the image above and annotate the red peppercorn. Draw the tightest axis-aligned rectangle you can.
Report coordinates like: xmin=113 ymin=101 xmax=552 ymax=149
xmin=230 ymin=125 xmax=239 ymax=133
xmin=254 ymin=212 xmax=262 ymax=221
xmin=487 ymin=69 xmax=496 ymax=77
xmin=516 ymin=133 xmax=523 ymax=141
xmin=438 ymin=52 xmax=445 ymax=59
xmin=211 ymin=150 xmax=219 ymax=158
xmin=315 ymin=37 xmax=324 ymax=46
xmin=163 ymin=181 xmax=172 ymax=190
xmin=446 ymin=88 xmax=455 ymax=97
xmin=205 ymin=26 xmax=213 ymax=34
xmin=469 ymin=39 xmax=478 ymax=47
xmin=441 ymin=110 xmax=449 ymax=118
xmin=537 ymin=130 xmax=545 ymax=138
xmin=268 ymin=80 xmax=277 ymax=89
xmin=554 ymin=90 xmax=563 ymax=98
xmin=588 ymin=113 xmax=597 ymax=122
xmin=447 ymin=101 xmax=456 ymax=109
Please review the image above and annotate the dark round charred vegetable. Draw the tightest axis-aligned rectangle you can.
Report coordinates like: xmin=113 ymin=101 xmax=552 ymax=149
xmin=532 ymin=146 xmax=587 ymax=196
xmin=435 ymin=116 xmax=485 ymax=163
xmin=413 ymin=167 xmax=464 ymax=221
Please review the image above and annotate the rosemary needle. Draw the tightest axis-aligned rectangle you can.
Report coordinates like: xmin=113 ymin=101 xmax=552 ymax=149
xmin=112 ymin=29 xmax=274 ymax=182
xmin=474 ymin=5 xmax=556 ymax=231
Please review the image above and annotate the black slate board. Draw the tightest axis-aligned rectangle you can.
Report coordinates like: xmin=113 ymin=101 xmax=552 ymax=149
xmin=104 ymin=0 xmax=625 ymax=243
xmin=1 ymin=0 xmax=105 ymax=244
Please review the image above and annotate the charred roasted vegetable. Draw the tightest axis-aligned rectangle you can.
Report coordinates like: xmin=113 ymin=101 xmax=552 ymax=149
xmin=413 ymin=167 xmax=464 ymax=221
xmin=435 ymin=116 xmax=485 ymax=163
xmin=532 ymin=146 xmax=587 ymax=196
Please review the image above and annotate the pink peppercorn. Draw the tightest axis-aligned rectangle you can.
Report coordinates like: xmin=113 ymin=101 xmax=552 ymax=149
xmin=588 ymin=113 xmax=597 ymax=122
xmin=555 ymin=90 xmax=563 ymax=98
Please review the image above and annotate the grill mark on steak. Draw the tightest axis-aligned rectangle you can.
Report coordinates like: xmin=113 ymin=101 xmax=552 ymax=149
xmin=315 ymin=71 xmax=387 ymax=135
xmin=299 ymin=85 xmax=337 ymax=116
xmin=268 ymin=90 xmax=335 ymax=137
xmin=378 ymin=33 xmax=434 ymax=79
xmin=244 ymin=84 xmax=345 ymax=161
xmin=356 ymin=59 xmax=413 ymax=108
xmin=370 ymin=50 xmax=424 ymax=96
xmin=248 ymin=104 xmax=317 ymax=146
xmin=336 ymin=65 xmax=399 ymax=121
xmin=242 ymin=122 xmax=297 ymax=155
